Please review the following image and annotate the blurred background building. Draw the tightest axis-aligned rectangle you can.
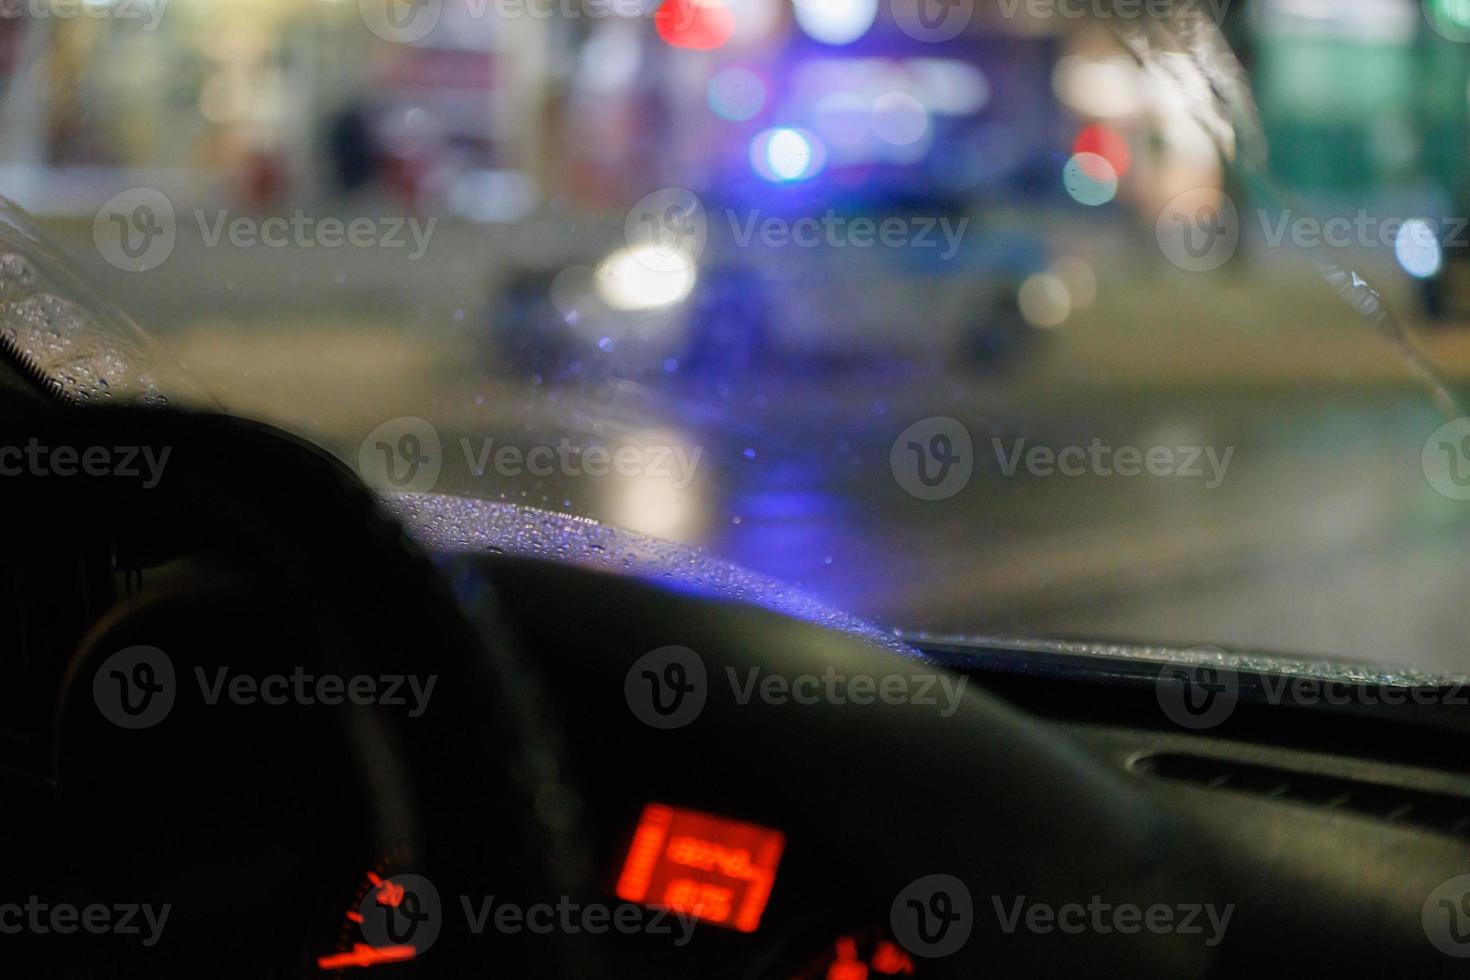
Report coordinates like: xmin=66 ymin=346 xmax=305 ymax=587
xmin=0 ymin=0 xmax=1463 ymax=250
xmin=5 ymin=0 xmax=1470 ymax=665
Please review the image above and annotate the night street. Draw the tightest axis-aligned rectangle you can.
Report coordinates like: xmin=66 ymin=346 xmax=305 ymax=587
xmin=32 ymin=212 xmax=1470 ymax=671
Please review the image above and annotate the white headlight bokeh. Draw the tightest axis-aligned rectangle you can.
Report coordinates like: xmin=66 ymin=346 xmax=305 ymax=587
xmin=595 ymin=245 xmax=699 ymax=311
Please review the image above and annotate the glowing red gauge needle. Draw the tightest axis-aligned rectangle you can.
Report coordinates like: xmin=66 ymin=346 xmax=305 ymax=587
xmin=316 ymin=943 xmax=417 ymax=970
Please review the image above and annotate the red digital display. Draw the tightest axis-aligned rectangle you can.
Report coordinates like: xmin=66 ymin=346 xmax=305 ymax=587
xmin=615 ymin=803 xmax=786 ymax=933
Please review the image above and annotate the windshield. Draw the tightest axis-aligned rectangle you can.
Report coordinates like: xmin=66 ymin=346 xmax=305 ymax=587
xmin=6 ymin=0 xmax=1470 ymax=672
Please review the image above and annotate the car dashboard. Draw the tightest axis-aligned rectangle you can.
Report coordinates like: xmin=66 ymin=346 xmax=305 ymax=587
xmin=4 ymin=386 xmax=1470 ymax=978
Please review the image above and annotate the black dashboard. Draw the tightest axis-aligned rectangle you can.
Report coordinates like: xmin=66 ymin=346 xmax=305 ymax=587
xmin=4 ymin=387 xmax=1470 ymax=978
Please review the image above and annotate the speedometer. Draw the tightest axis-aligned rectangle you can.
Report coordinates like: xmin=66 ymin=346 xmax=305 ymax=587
xmin=315 ymin=844 xmax=429 ymax=973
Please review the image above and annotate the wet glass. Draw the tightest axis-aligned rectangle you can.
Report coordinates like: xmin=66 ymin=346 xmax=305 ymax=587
xmin=4 ymin=0 xmax=1470 ymax=671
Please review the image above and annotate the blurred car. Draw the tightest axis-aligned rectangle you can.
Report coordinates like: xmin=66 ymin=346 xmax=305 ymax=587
xmin=487 ymin=210 xmax=1051 ymax=379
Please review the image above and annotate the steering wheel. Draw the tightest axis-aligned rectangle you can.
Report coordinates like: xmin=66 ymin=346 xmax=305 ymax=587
xmin=34 ymin=403 xmax=592 ymax=976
